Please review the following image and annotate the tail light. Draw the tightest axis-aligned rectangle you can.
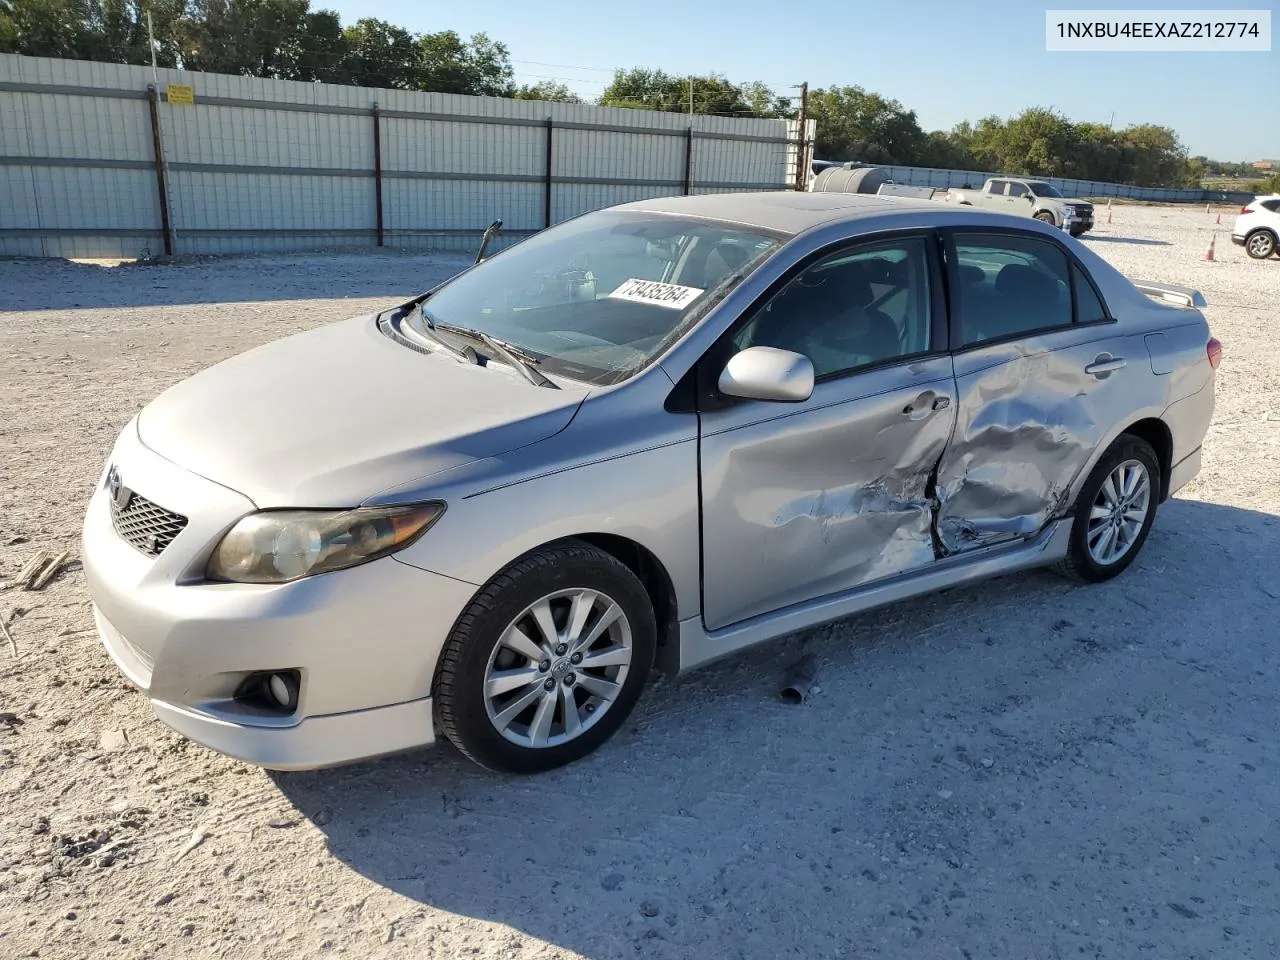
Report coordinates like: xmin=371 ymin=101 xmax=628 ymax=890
xmin=1207 ymin=337 xmax=1222 ymax=370
xmin=1240 ymin=205 xmax=1250 ymax=214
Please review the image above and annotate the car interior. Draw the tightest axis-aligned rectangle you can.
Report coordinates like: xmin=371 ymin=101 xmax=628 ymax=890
xmin=954 ymin=246 xmax=1072 ymax=344
xmin=733 ymin=247 xmax=929 ymax=377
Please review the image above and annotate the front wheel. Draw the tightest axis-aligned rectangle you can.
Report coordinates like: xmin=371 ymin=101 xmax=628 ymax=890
xmin=1034 ymin=210 xmax=1058 ymax=226
xmin=1245 ymin=230 xmax=1277 ymax=260
xmin=434 ymin=542 xmax=656 ymax=774
xmin=1054 ymin=435 xmax=1160 ymax=583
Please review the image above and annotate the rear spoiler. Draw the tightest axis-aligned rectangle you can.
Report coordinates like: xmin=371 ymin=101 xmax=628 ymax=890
xmin=1129 ymin=279 xmax=1207 ymax=309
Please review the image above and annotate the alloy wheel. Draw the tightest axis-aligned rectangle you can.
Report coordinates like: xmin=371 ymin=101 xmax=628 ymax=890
xmin=1247 ymin=233 xmax=1275 ymax=258
xmin=483 ymin=588 xmax=633 ymax=748
xmin=1086 ymin=458 xmax=1151 ymax=566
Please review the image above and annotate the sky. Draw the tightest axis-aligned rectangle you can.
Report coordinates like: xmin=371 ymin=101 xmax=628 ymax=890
xmin=323 ymin=0 xmax=1277 ymax=161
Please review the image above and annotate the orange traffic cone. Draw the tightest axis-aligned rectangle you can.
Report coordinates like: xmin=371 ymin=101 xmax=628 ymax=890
xmin=1215 ymin=211 xmax=1221 ymax=225
xmin=1106 ymin=198 xmax=1113 ymax=224
xmin=1205 ymin=203 xmax=1211 ymax=214
xmin=1204 ymin=233 xmax=1216 ymax=261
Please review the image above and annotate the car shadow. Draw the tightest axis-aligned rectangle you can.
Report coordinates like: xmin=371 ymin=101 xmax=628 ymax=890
xmin=0 ymin=251 xmax=475 ymax=311
xmin=271 ymin=497 xmax=1279 ymax=957
xmin=1082 ymin=235 xmax=1173 ymax=246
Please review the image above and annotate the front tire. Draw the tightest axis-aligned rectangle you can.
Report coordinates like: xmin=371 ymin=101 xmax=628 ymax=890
xmin=434 ymin=542 xmax=656 ymax=774
xmin=1034 ymin=210 xmax=1058 ymax=226
xmin=1245 ymin=229 xmax=1277 ymax=260
xmin=1054 ymin=435 xmax=1160 ymax=583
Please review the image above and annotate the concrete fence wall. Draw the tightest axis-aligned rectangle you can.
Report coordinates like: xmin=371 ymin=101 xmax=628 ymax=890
xmin=1 ymin=54 xmax=810 ymax=260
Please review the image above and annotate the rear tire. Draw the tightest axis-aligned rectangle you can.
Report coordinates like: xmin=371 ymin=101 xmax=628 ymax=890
xmin=434 ymin=542 xmax=656 ymax=774
xmin=1245 ymin=229 xmax=1277 ymax=260
xmin=1054 ymin=435 xmax=1160 ymax=583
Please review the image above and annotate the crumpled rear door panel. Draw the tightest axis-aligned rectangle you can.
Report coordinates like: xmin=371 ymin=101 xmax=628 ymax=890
xmin=934 ymin=331 xmax=1149 ymax=553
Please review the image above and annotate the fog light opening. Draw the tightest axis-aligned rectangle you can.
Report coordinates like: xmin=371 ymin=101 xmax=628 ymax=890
xmin=235 ymin=669 xmax=300 ymax=714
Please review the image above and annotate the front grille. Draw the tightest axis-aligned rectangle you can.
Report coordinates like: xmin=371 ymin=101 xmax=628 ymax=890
xmin=110 ymin=492 xmax=188 ymax=558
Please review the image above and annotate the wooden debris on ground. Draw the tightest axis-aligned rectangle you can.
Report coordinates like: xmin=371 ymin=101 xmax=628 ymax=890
xmin=1 ymin=611 xmax=17 ymax=658
xmin=173 ymin=827 xmax=210 ymax=864
xmin=7 ymin=551 xmax=50 ymax=590
xmin=29 ymin=552 xmax=70 ymax=590
xmin=3 ymin=550 xmax=73 ymax=591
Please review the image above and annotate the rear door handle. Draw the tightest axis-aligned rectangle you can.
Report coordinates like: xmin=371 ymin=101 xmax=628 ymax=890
xmin=1085 ymin=355 xmax=1126 ymax=377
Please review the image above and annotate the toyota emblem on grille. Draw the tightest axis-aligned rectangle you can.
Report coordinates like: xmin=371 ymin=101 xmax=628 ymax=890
xmin=104 ymin=465 xmax=132 ymax=509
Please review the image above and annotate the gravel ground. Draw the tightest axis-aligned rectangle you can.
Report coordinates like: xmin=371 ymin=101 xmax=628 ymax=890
xmin=1 ymin=205 xmax=1278 ymax=960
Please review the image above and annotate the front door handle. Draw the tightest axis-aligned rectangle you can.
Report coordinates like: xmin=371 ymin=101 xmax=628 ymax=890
xmin=1085 ymin=355 xmax=1126 ymax=377
xmin=903 ymin=392 xmax=950 ymax=420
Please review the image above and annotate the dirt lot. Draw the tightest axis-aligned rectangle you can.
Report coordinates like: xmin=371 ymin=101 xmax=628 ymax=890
xmin=1 ymin=205 xmax=1278 ymax=960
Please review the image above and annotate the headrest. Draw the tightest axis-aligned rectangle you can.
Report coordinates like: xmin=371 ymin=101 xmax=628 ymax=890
xmin=995 ymin=263 xmax=1057 ymax=301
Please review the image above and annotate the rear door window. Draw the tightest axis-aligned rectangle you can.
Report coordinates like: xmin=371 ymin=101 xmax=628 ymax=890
xmin=951 ymin=233 xmax=1073 ymax=346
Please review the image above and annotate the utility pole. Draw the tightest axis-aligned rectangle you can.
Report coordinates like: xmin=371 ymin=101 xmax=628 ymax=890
xmin=147 ymin=9 xmax=158 ymax=83
xmin=793 ymin=81 xmax=809 ymax=191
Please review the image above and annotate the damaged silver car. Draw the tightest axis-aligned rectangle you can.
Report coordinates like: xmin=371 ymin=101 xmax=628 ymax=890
xmin=83 ymin=192 xmax=1220 ymax=774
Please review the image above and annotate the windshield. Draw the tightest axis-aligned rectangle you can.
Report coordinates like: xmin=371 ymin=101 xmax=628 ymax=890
xmin=1025 ymin=181 xmax=1064 ymax=198
xmin=411 ymin=211 xmax=780 ymax=385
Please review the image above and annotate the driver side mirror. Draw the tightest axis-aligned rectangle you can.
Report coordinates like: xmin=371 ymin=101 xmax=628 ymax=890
xmin=718 ymin=346 xmax=814 ymax=403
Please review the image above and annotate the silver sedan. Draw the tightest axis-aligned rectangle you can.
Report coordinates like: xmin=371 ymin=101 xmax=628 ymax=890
xmin=82 ymin=193 xmax=1220 ymax=774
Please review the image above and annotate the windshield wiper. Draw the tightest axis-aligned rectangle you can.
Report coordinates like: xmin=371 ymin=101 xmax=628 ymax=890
xmin=411 ymin=303 xmax=474 ymax=364
xmin=433 ymin=321 xmax=559 ymax=390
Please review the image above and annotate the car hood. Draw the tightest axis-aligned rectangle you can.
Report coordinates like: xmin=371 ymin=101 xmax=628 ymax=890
xmin=136 ymin=314 xmax=586 ymax=507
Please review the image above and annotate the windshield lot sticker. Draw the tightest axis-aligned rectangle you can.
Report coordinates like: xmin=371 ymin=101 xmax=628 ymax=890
xmin=608 ymin=278 xmax=704 ymax=309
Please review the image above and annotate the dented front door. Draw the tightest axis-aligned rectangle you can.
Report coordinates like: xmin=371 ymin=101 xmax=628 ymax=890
xmin=699 ymin=357 xmax=957 ymax=631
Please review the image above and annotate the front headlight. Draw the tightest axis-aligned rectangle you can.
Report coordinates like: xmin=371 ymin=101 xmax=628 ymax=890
xmin=206 ymin=502 xmax=445 ymax=584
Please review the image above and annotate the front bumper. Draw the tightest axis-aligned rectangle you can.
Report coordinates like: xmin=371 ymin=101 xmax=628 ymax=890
xmin=82 ymin=420 xmax=479 ymax=770
xmin=1231 ymin=234 xmax=1246 ymax=246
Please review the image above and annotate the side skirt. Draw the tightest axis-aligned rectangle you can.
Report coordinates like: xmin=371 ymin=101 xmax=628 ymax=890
xmin=675 ymin=518 xmax=1072 ymax=674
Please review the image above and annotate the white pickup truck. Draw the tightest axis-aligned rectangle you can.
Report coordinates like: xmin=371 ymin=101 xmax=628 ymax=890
xmin=949 ymin=177 xmax=1095 ymax=236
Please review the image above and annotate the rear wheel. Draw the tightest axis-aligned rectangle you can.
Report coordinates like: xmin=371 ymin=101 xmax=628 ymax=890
xmin=1054 ymin=435 xmax=1160 ymax=583
xmin=1245 ymin=229 xmax=1277 ymax=259
xmin=1034 ymin=210 xmax=1058 ymax=226
xmin=434 ymin=542 xmax=655 ymax=774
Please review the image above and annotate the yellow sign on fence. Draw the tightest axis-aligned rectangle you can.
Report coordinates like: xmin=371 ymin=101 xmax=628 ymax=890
xmin=167 ymin=84 xmax=195 ymax=106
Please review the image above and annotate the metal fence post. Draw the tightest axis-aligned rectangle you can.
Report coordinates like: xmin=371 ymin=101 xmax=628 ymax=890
xmin=684 ymin=127 xmax=694 ymax=195
xmin=544 ymin=117 xmax=554 ymax=229
xmin=145 ymin=85 xmax=173 ymax=257
xmin=372 ymin=103 xmax=384 ymax=247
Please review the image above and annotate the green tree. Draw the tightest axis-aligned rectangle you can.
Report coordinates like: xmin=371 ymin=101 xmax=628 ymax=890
xmin=512 ymin=79 xmax=582 ymax=103
xmin=807 ymin=85 xmax=927 ymax=164
xmin=339 ymin=16 xmax=418 ymax=88
xmin=292 ymin=8 xmax=346 ymax=82
xmin=739 ymin=80 xmax=791 ymax=119
xmin=417 ymin=30 xmax=513 ymax=97
xmin=599 ymin=68 xmax=759 ymax=117
xmin=1118 ymin=123 xmax=1190 ymax=187
xmin=1 ymin=0 xmax=97 ymax=58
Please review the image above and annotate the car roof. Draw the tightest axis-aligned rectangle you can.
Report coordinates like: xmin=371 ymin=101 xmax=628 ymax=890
xmin=611 ymin=191 xmax=939 ymax=237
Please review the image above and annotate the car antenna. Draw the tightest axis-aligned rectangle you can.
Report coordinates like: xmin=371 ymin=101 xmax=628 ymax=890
xmin=475 ymin=219 xmax=503 ymax=265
